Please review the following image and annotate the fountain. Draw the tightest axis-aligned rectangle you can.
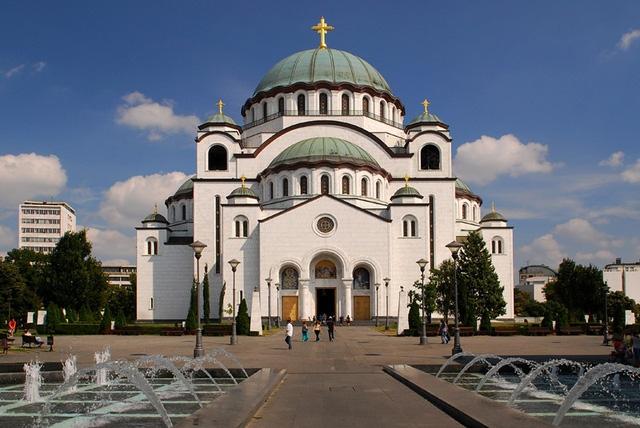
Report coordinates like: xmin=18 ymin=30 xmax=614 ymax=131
xmin=452 ymin=354 xmax=502 ymax=384
xmin=94 ymin=346 xmax=111 ymax=385
xmin=135 ymin=355 xmax=202 ymax=407
xmin=435 ymin=352 xmax=477 ymax=378
xmin=62 ymin=354 xmax=77 ymax=392
xmin=508 ymin=359 xmax=584 ymax=405
xmin=210 ymin=347 xmax=249 ymax=378
xmin=23 ymin=360 xmax=43 ymax=402
xmin=475 ymin=357 xmax=535 ymax=391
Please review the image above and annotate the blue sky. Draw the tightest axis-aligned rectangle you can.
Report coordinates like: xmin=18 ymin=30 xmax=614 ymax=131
xmin=1 ymin=1 xmax=639 ymax=270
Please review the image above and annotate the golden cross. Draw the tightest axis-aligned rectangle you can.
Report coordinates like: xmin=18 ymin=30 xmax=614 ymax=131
xmin=241 ymin=175 xmax=246 ymax=189
xmin=153 ymin=203 xmax=158 ymax=214
xmin=217 ymin=99 xmax=225 ymax=114
xmin=421 ymin=99 xmax=430 ymax=114
xmin=311 ymin=16 xmax=334 ymax=49
xmin=491 ymin=201 xmax=496 ymax=212
xmin=404 ymin=174 xmax=410 ymax=188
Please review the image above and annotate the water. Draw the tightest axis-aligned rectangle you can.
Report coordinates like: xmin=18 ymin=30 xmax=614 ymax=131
xmin=452 ymin=354 xmax=501 ymax=384
xmin=63 ymin=354 xmax=78 ymax=392
xmin=23 ymin=360 xmax=43 ymax=402
xmin=94 ymin=346 xmax=111 ymax=386
xmin=475 ymin=357 xmax=536 ymax=392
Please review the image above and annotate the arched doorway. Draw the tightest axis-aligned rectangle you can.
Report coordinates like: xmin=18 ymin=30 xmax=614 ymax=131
xmin=314 ymin=259 xmax=337 ymax=318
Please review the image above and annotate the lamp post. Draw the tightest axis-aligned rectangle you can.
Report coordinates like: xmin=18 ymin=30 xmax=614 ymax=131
xmin=603 ymin=281 xmax=609 ymax=346
xmin=228 ymin=259 xmax=240 ymax=345
xmin=189 ymin=240 xmax=207 ymax=358
xmin=374 ymin=282 xmax=380 ymax=327
xmin=266 ymin=277 xmax=272 ymax=330
xmin=446 ymin=240 xmax=464 ymax=355
xmin=417 ymin=258 xmax=429 ymax=345
xmin=275 ymin=283 xmax=280 ymax=327
xmin=383 ymin=277 xmax=390 ymax=330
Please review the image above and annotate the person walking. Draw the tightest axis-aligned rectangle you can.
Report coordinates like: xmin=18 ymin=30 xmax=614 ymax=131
xmin=285 ymin=319 xmax=293 ymax=350
xmin=327 ymin=316 xmax=335 ymax=342
xmin=439 ymin=320 xmax=449 ymax=344
xmin=301 ymin=321 xmax=309 ymax=342
xmin=632 ymin=332 xmax=640 ymax=367
xmin=313 ymin=320 xmax=321 ymax=341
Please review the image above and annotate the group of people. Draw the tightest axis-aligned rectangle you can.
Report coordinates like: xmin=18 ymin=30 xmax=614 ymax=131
xmin=610 ymin=332 xmax=640 ymax=366
xmin=284 ymin=316 xmax=339 ymax=350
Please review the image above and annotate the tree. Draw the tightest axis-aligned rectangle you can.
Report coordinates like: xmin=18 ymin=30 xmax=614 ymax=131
xmin=106 ymin=284 xmax=135 ymax=321
xmin=79 ymin=304 xmax=95 ymax=322
xmin=457 ymin=231 xmax=506 ymax=329
xmin=185 ymin=279 xmax=197 ymax=332
xmin=4 ymin=248 xmax=49 ymax=301
xmin=218 ymin=281 xmax=226 ymax=321
xmin=541 ymin=300 xmax=569 ymax=331
xmin=0 ymin=259 xmax=39 ymax=323
xmin=608 ymin=291 xmax=635 ymax=334
xmin=407 ymin=299 xmax=420 ymax=336
xmin=514 ymin=288 xmax=546 ymax=317
xmin=45 ymin=302 xmax=62 ymax=333
xmin=47 ymin=231 xmax=108 ymax=312
xmin=236 ymin=298 xmax=250 ymax=335
xmin=99 ymin=306 xmax=112 ymax=334
xmin=203 ymin=267 xmax=210 ymax=322
xmin=430 ymin=260 xmax=456 ymax=322
xmin=114 ymin=309 xmax=127 ymax=329
xmin=409 ymin=278 xmax=436 ymax=326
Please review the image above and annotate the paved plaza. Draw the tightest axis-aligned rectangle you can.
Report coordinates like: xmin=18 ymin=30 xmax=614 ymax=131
xmin=1 ymin=327 xmax=611 ymax=426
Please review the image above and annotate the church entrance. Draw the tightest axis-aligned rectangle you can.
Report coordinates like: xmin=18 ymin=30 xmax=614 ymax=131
xmin=316 ymin=288 xmax=335 ymax=318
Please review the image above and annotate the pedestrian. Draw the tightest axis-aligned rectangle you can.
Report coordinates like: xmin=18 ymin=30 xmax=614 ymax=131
xmin=339 ymin=315 xmax=344 ymax=326
xmin=439 ymin=320 xmax=449 ymax=344
xmin=346 ymin=315 xmax=351 ymax=326
xmin=302 ymin=321 xmax=309 ymax=342
xmin=285 ymin=319 xmax=293 ymax=350
xmin=633 ymin=332 xmax=640 ymax=367
xmin=314 ymin=320 xmax=321 ymax=341
xmin=327 ymin=316 xmax=335 ymax=341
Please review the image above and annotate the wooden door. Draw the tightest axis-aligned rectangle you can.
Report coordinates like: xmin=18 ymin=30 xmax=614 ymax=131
xmin=282 ymin=296 xmax=298 ymax=321
xmin=353 ymin=296 xmax=370 ymax=321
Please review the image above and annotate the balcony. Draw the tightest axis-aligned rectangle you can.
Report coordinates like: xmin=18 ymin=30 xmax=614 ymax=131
xmin=242 ymin=110 xmax=404 ymax=131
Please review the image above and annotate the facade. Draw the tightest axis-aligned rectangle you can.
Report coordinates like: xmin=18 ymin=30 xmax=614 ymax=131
xmin=604 ymin=258 xmax=640 ymax=304
xmin=18 ymin=200 xmax=76 ymax=254
xmin=516 ymin=264 xmax=557 ymax=302
xmin=102 ymin=265 xmax=137 ymax=287
xmin=135 ymin=19 xmax=515 ymax=323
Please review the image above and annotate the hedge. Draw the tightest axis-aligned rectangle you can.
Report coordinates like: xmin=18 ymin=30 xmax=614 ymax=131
xmin=55 ymin=323 xmax=101 ymax=335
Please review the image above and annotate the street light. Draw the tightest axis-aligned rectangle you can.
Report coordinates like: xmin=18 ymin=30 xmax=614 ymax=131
xmin=275 ymin=283 xmax=280 ymax=327
xmin=266 ymin=277 xmax=273 ymax=330
xmin=603 ymin=281 xmax=609 ymax=346
xmin=417 ymin=258 xmax=429 ymax=345
xmin=446 ymin=240 xmax=464 ymax=355
xmin=374 ymin=282 xmax=380 ymax=327
xmin=228 ymin=259 xmax=240 ymax=345
xmin=189 ymin=240 xmax=207 ymax=358
xmin=383 ymin=277 xmax=390 ymax=330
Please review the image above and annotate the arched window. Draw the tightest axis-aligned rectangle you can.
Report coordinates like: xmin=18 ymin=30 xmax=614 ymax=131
xmin=281 ymin=266 xmax=299 ymax=289
xmin=234 ymin=216 xmax=249 ymax=238
xmin=181 ymin=204 xmax=187 ymax=221
xmin=473 ymin=205 xmax=477 ymax=222
xmin=282 ymin=178 xmax=289 ymax=197
xmin=315 ymin=260 xmax=337 ymax=278
xmin=361 ymin=178 xmax=368 ymax=197
xmin=278 ymin=97 xmax=285 ymax=114
xmin=262 ymin=102 xmax=268 ymax=120
xmin=208 ymin=145 xmax=228 ymax=170
xmin=375 ymin=181 xmax=381 ymax=199
xmin=171 ymin=206 xmax=176 ymax=221
xmin=342 ymin=94 xmax=350 ymax=115
xmin=402 ymin=216 xmax=418 ymax=237
xmin=342 ymin=176 xmax=350 ymax=195
xmin=491 ymin=237 xmax=504 ymax=254
xmin=269 ymin=182 xmax=274 ymax=199
xmin=362 ymin=97 xmax=370 ymax=115
xmin=353 ymin=267 xmax=371 ymax=289
xmin=420 ymin=145 xmax=440 ymax=170
xmin=462 ymin=203 xmax=468 ymax=220
xmin=319 ymin=93 xmax=328 ymax=115
xmin=300 ymin=176 xmax=308 ymax=195
xmin=146 ymin=238 xmax=158 ymax=255
xmin=297 ymin=94 xmax=306 ymax=116
xmin=321 ymin=175 xmax=330 ymax=194
xmin=380 ymin=101 xmax=386 ymax=120
xmin=392 ymin=106 xmax=396 ymax=122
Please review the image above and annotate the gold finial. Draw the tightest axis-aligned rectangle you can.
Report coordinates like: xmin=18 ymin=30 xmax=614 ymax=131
xmin=216 ymin=99 xmax=225 ymax=114
xmin=491 ymin=201 xmax=496 ymax=212
xmin=421 ymin=99 xmax=430 ymax=114
xmin=154 ymin=204 xmax=158 ymax=214
xmin=311 ymin=16 xmax=334 ymax=49
xmin=404 ymin=174 xmax=410 ymax=188
xmin=240 ymin=175 xmax=246 ymax=189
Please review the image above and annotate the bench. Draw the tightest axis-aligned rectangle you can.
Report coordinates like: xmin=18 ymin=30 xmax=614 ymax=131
xmin=457 ymin=327 xmax=474 ymax=336
xmin=21 ymin=335 xmax=43 ymax=348
xmin=557 ymin=327 xmax=583 ymax=335
xmin=586 ymin=324 xmax=603 ymax=335
xmin=160 ymin=328 xmax=184 ymax=336
xmin=113 ymin=328 xmax=145 ymax=335
xmin=493 ymin=328 xmax=518 ymax=336
xmin=527 ymin=327 xmax=552 ymax=336
xmin=203 ymin=324 xmax=233 ymax=336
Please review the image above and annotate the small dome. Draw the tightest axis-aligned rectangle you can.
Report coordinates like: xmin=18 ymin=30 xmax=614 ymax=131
xmin=174 ymin=177 xmax=194 ymax=198
xmin=391 ymin=186 xmax=423 ymax=200
xmin=268 ymin=137 xmax=380 ymax=170
xmin=142 ymin=212 xmax=168 ymax=224
xmin=455 ymin=178 xmax=472 ymax=193
xmin=254 ymin=48 xmax=392 ymax=96
xmin=406 ymin=111 xmax=443 ymax=128
xmin=228 ymin=186 xmax=259 ymax=199
xmin=204 ymin=112 xmax=237 ymax=126
xmin=481 ymin=210 xmax=507 ymax=223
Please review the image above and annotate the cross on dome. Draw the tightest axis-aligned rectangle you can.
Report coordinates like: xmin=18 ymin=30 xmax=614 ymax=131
xmin=421 ymin=99 xmax=430 ymax=114
xmin=311 ymin=16 xmax=334 ymax=49
xmin=404 ymin=174 xmax=410 ymax=188
xmin=241 ymin=175 xmax=246 ymax=188
xmin=217 ymin=99 xmax=225 ymax=114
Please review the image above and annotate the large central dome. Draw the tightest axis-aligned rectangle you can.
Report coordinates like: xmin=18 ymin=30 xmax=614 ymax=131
xmin=253 ymin=48 xmax=392 ymax=96
xmin=269 ymin=137 xmax=379 ymax=169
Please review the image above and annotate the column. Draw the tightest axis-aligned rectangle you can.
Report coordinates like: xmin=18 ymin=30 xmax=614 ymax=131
xmin=343 ymin=280 xmax=352 ymax=319
xmin=299 ymin=279 xmax=309 ymax=321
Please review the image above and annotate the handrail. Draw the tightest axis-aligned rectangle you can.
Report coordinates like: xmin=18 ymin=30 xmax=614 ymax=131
xmin=242 ymin=110 xmax=404 ymax=130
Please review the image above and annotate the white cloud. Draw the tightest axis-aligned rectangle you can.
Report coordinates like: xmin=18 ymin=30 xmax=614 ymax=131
xmin=116 ymin=91 xmax=199 ymax=141
xmin=575 ymin=250 xmax=617 ymax=264
xmin=99 ymin=171 xmax=189 ymax=228
xmin=0 ymin=153 xmax=67 ymax=210
xmin=622 ymin=159 xmax=640 ymax=183
xmin=33 ymin=61 xmax=46 ymax=72
xmin=0 ymin=225 xmax=17 ymax=254
xmin=519 ymin=234 xmax=566 ymax=269
xmin=599 ymin=151 xmax=624 ymax=167
xmin=618 ymin=29 xmax=640 ymax=51
xmin=553 ymin=218 xmax=623 ymax=248
xmin=85 ymin=227 xmax=135 ymax=264
xmin=4 ymin=64 xmax=25 ymax=78
xmin=454 ymin=134 xmax=555 ymax=186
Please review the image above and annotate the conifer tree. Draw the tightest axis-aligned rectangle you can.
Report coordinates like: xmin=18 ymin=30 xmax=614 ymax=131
xmin=185 ymin=278 xmax=198 ymax=332
xmin=218 ymin=281 xmax=226 ymax=321
xmin=203 ymin=266 xmax=210 ymax=322
xmin=114 ymin=308 xmax=127 ymax=329
xmin=99 ymin=306 xmax=112 ymax=334
xmin=236 ymin=298 xmax=250 ymax=335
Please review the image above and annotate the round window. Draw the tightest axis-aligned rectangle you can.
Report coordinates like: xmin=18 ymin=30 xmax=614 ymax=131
xmin=317 ymin=216 xmax=335 ymax=234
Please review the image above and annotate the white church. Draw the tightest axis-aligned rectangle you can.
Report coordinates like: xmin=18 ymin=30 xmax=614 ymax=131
xmin=136 ymin=18 xmax=515 ymax=324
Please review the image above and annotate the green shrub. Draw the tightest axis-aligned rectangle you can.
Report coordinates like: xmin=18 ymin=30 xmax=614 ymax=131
xmin=55 ymin=323 xmax=100 ymax=335
xmin=65 ymin=308 xmax=78 ymax=323
xmin=408 ymin=300 xmax=420 ymax=336
xmin=114 ymin=309 xmax=127 ymax=329
xmin=186 ymin=280 xmax=197 ymax=332
xmin=45 ymin=302 xmax=61 ymax=333
xmin=79 ymin=305 xmax=95 ymax=323
xmin=203 ymin=271 xmax=210 ymax=322
xmin=236 ymin=298 xmax=250 ymax=335
xmin=99 ymin=306 xmax=112 ymax=334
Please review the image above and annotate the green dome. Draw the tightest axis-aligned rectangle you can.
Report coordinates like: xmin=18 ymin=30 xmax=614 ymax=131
xmin=254 ymin=48 xmax=392 ymax=96
xmin=228 ymin=186 xmax=258 ymax=199
xmin=455 ymin=178 xmax=472 ymax=193
xmin=481 ymin=211 xmax=507 ymax=222
xmin=391 ymin=185 xmax=423 ymax=199
xmin=406 ymin=111 xmax=443 ymax=127
xmin=269 ymin=137 xmax=379 ymax=170
xmin=204 ymin=112 xmax=237 ymax=126
xmin=174 ymin=176 xmax=194 ymax=198
xmin=142 ymin=212 xmax=168 ymax=224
